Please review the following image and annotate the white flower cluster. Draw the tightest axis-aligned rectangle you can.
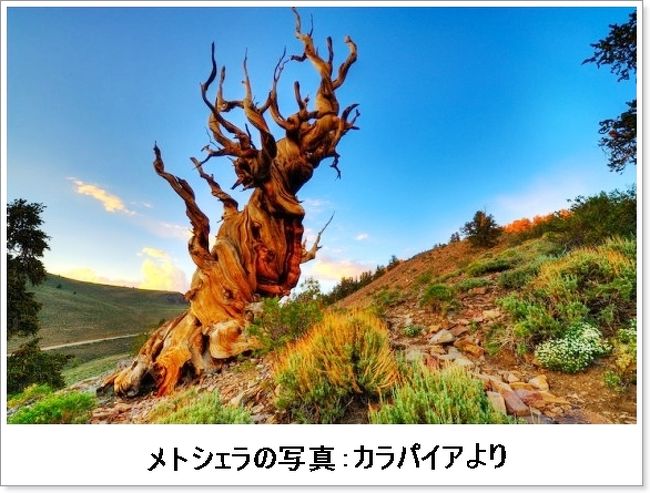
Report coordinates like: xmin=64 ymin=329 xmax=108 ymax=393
xmin=534 ymin=322 xmax=611 ymax=373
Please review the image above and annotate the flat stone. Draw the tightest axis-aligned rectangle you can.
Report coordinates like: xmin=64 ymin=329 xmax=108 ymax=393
xmin=469 ymin=286 xmax=488 ymax=295
xmin=514 ymin=389 xmax=546 ymax=409
xmin=453 ymin=357 xmax=475 ymax=368
xmin=405 ymin=348 xmax=426 ymax=362
xmin=482 ymin=309 xmax=501 ymax=320
xmin=429 ymin=329 xmax=455 ymax=345
xmin=510 ymin=381 xmax=536 ymax=391
xmin=505 ymin=371 xmax=521 ymax=383
xmin=488 ymin=378 xmax=513 ymax=395
xmin=501 ymin=390 xmax=530 ymax=417
xmin=429 ymin=344 xmax=447 ymax=355
xmin=229 ymin=391 xmax=245 ymax=407
xmin=486 ymin=391 xmax=507 ymax=415
xmin=538 ymin=391 xmax=570 ymax=405
xmin=528 ymin=375 xmax=549 ymax=391
xmin=453 ymin=338 xmax=485 ymax=358
xmin=449 ymin=325 xmax=469 ymax=337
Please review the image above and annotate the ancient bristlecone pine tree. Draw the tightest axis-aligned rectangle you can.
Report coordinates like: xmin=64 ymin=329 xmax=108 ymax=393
xmin=109 ymin=10 xmax=359 ymax=397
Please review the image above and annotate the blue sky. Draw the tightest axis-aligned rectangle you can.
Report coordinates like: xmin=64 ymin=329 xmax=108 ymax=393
xmin=7 ymin=5 xmax=637 ymax=293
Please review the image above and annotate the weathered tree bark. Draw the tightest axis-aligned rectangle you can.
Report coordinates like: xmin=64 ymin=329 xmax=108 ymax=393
xmin=108 ymin=9 xmax=359 ymax=397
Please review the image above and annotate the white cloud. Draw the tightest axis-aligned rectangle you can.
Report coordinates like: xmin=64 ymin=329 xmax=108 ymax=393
xmin=138 ymin=247 xmax=188 ymax=292
xmin=69 ymin=178 xmax=135 ymax=216
xmin=53 ymin=248 xmax=189 ymax=293
xmin=309 ymin=256 xmax=373 ymax=281
xmin=355 ymin=233 xmax=369 ymax=241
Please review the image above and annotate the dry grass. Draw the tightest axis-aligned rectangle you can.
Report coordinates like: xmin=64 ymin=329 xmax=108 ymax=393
xmin=273 ymin=310 xmax=398 ymax=423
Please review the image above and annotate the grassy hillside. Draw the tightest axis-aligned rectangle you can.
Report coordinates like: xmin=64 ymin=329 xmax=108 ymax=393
xmin=9 ymin=274 xmax=187 ymax=350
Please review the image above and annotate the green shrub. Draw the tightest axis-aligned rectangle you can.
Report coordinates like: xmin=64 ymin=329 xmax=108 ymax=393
xmin=420 ymin=284 xmax=455 ymax=313
xmin=370 ymin=364 xmax=511 ymax=424
xmin=415 ymin=271 xmax=433 ymax=286
xmin=498 ymin=256 xmax=553 ymax=290
xmin=456 ymin=277 xmax=490 ymax=292
xmin=605 ymin=318 xmax=636 ymax=389
xmin=402 ymin=325 xmax=425 ymax=337
xmin=8 ymin=383 xmax=54 ymax=409
xmin=274 ymin=310 xmax=398 ymax=423
xmin=467 ymin=258 xmax=514 ymax=276
xmin=372 ymin=288 xmax=403 ymax=317
xmin=246 ymin=295 xmax=323 ymax=354
xmin=146 ymin=388 xmax=252 ymax=424
xmin=9 ymin=391 xmax=96 ymax=424
xmin=7 ymin=338 xmax=71 ymax=394
xmin=534 ymin=322 xmax=610 ymax=373
xmin=557 ymin=188 xmax=636 ymax=247
xmin=499 ymin=238 xmax=635 ymax=347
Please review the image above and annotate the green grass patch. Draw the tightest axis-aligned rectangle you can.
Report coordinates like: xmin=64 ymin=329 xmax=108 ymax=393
xmin=456 ymin=277 xmax=491 ymax=292
xmin=369 ymin=364 xmax=511 ymax=424
xmin=8 ymin=383 xmax=54 ymax=409
xmin=62 ymin=353 xmax=129 ymax=386
xmin=8 ymin=390 xmax=96 ymax=424
xmin=402 ymin=325 xmax=425 ymax=337
xmin=10 ymin=274 xmax=187 ymax=351
xmin=145 ymin=388 xmax=252 ymax=424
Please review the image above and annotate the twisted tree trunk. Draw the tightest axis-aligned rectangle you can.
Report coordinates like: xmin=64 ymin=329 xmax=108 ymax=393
xmin=108 ymin=9 xmax=359 ymax=397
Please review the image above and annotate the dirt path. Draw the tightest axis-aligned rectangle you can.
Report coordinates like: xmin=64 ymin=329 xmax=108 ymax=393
xmin=42 ymin=333 xmax=139 ymax=351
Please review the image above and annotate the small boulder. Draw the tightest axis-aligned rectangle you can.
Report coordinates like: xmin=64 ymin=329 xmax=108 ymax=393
xmin=429 ymin=329 xmax=455 ymax=345
xmin=453 ymin=337 xmax=485 ymax=358
xmin=450 ymin=325 xmax=469 ymax=337
xmin=528 ymin=374 xmax=549 ymax=391
xmin=453 ymin=357 xmax=475 ymax=368
xmin=501 ymin=390 xmax=530 ymax=417
xmin=510 ymin=381 xmax=535 ymax=391
xmin=482 ymin=309 xmax=501 ymax=320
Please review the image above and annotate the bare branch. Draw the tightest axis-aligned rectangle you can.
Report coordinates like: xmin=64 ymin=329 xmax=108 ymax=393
xmin=153 ymin=144 xmax=213 ymax=269
xmin=190 ymin=157 xmax=239 ymax=215
xmin=302 ymin=212 xmax=335 ymax=262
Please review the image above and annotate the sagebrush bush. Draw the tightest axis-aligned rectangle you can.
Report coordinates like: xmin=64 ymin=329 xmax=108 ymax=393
xmin=499 ymin=237 xmax=636 ymax=346
xmin=274 ymin=310 xmax=398 ymax=423
xmin=370 ymin=363 xmax=510 ymax=424
xmin=534 ymin=322 xmax=610 ymax=373
xmin=8 ymin=383 xmax=54 ymax=409
xmin=8 ymin=390 xmax=96 ymax=424
xmin=145 ymin=388 xmax=252 ymax=424
xmin=467 ymin=257 xmax=514 ymax=276
xmin=246 ymin=295 xmax=323 ymax=354
xmin=605 ymin=318 xmax=636 ymax=389
xmin=420 ymin=284 xmax=456 ymax=313
xmin=456 ymin=277 xmax=491 ymax=292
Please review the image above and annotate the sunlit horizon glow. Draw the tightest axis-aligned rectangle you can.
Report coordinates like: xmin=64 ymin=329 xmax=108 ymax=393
xmin=7 ymin=5 xmax=637 ymax=295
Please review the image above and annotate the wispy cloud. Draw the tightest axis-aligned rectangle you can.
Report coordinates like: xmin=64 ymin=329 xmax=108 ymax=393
xmin=309 ymin=256 xmax=373 ymax=282
xmin=489 ymin=171 xmax=591 ymax=224
xmin=69 ymin=178 xmax=135 ymax=216
xmin=354 ymin=233 xmax=369 ymax=241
